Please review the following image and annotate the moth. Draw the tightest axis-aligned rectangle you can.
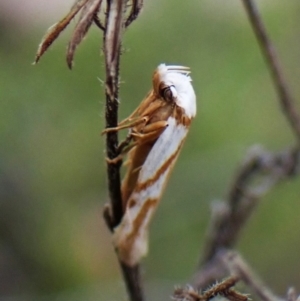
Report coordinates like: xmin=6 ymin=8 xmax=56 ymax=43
xmin=104 ymin=64 xmax=196 ymax=266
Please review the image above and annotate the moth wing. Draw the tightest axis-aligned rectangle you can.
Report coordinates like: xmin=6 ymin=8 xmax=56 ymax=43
xmin=113 ymin=116 xmax=190 ymax=265
xmin=138 ymin=116 xmax=189 ymax=185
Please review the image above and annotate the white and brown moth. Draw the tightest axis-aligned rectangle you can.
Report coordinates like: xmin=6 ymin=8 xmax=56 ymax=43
xmin=104 ymin=64 xmax=196 ymax=266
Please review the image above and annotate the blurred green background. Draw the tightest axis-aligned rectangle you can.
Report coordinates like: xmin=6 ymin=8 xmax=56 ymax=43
xmin=0 ymin=0 xmax=300 ymax=300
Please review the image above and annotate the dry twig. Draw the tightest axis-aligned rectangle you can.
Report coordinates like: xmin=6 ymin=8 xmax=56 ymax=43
xmin=102 ymin=1 xmax=144 ymax=300
xmin=174 ymin=276 xmax=248 ymax=301
xmin=35 ymin=1 xmax=144 ymax=300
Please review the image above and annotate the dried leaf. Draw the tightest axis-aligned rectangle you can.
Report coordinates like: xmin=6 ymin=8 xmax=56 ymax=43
xmin=125 ymin=0 xmax=143 ymax=28
xmin=34 ymin=0 xmax=89 ymax=64
xmin=66 ymin=0 xmax=103 ymax=69
xmin=93 ymin=13 xmax=105 ymax=31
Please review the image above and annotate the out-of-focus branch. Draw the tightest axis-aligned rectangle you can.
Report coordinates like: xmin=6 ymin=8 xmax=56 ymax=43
xmin=201 ymin=146 xmax=300 ymax=266
xmin=196 ymin=0 xmax=300 ymax=275
xmin=190 ymin=3 xmax=300 ymax=301
xmin=192 ymin=146 xmax=299 ymax=292
xmin=242 ymin=0 xmax=300 ymax=141
xmin=222 ymin=252 xmax=284 ymax=301
xmin=194 ymin=251 xmax=284 ymax=301
xmin=286 ymin=287 xmax=300 ymax=301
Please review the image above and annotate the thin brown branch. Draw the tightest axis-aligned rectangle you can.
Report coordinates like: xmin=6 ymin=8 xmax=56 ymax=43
xmin=120 ymin=263 xmax=144 ymax=301
xmin=103 ymin=0 xmax=125 ymax=231
xmin=103 ymin=0 xmax=144 ymax=300
xmin=201 ymin=146 xmax=300 ymax=265
xmin=241 ymin=0 xmax=300 ymax=141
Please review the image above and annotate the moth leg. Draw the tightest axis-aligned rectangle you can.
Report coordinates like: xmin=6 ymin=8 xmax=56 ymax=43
xmin=107 ymin=120 xmax=168 ymax=163
xmin=117 ymin=134 xmax=133 ymax=153
xmin=102 ymin=118 xmax=143 ymax=135
xmin=139 ymin=100 xmax=163 ymax=119
xmin=117 ymin=100 xmax=147 ymax=126
xmin=117 ymin=116 xmax=142 ymax=128
xmin=132 ymin=120 xmax=168 ymax=144
xmin=104 ymin=121 xmax=139 ymax=164
xmin=142 ymin=120 xmax=168 ymax=134
xmin=106 ymin=141 xmax=138 ymax=165
xmin=129 ymin=165 xmax=143 ymax=177
xmin=102 ymin=116 xmax=148 ymax=135
xmin=117 ymin=99 xmax=162 ymax=129
xmin=133 ymin=130 xmax=163 ymax=144
xmin=113 ymin=92 xmax=154 ymax=128
xmin=118 ymin=90 xmax=154 ymax=121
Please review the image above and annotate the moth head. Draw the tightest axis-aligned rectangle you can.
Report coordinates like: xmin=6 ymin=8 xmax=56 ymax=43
xmin=153 ymin=64 xmax=197 ymax=118
xmin=158 ymin=83 xmax=177 ymax=103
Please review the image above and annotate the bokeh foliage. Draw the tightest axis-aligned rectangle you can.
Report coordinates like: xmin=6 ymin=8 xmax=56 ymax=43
xmin=0 ymin=0 xmax=300 ymax=299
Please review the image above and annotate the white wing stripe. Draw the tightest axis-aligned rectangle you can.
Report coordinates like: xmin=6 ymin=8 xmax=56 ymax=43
xmin=138 ymin=117 xmax=188 ymax=183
